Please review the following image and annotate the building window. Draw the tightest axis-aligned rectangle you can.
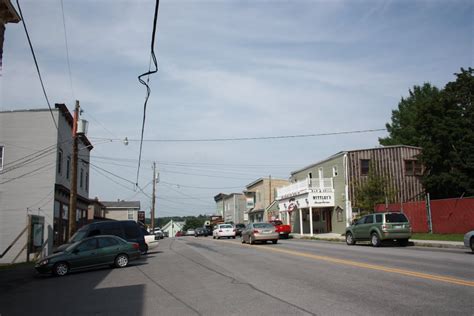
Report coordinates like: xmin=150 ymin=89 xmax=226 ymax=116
xmin=308 ymin=172 xmax=313 ymax=179
xmin=0 ymin=145 xmax=4 ymax=170
xmin=80 ymin=168 xmax=84 ymax=188
xmin=405 ymin=159 xmax=422 ymax=176
xmin=128 ymin=210 xmax=134 ymax=220
xmin=85 ymin=172 xmax=89 ymax=192
xmin=360 ymin=159 xmax=370 ymax=176
xmin=57 ymin=149 xmax=63 ymax=174
xmin=66 ymin=156 xmax=71 ymax=179
xmin=332 ymin=166 xmax=338 ymax=177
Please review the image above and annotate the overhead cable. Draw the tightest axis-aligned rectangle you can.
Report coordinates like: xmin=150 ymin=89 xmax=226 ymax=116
xmin=136 ymin=0 xmax=160 ymax=186
xmin=91 ymin=128 xmax=386 ymax=143
xmin=15 ymin=0 xmax=58 ymax=130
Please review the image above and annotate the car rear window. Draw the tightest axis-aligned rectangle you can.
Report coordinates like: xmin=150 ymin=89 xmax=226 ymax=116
xmin=272 ymin=221 xmax=283 ymax=225
xmin=385 ymin=213 xmax=409 ymax=223
xmin=253 ymin=223 xmax=274 ymax=229
xmin=220 ymin=224 xmax=233 ymax=228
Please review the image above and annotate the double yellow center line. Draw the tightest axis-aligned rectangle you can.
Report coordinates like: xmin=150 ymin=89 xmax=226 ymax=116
xmin=213 ymin=239 xmax=474 ymax=287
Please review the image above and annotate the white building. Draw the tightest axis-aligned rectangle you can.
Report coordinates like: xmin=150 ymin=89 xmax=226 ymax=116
xmin=0 ymin=105 xmax=92 ymax=263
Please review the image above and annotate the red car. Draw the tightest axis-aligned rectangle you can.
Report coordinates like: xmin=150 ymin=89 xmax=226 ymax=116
xmin=175 ymin=231 xmax=184 ymax=237
xmin=269 ymin=220 xmax=291 ymax=239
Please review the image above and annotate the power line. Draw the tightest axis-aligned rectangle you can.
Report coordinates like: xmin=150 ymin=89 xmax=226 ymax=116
xmin=159 ymin=181 xmax=243 ymax=190
xmin=59 ymin=0 xmax=74 ymax=100
xmin=91 ymin=128 xmax=386 ymax=143
xmin=15 ymin=0 xmax=58 ymax=130
xmin=0 ymin=162 xmax=55 ymax=185
xmin=136 ymin=0 xmax=160 ymax=186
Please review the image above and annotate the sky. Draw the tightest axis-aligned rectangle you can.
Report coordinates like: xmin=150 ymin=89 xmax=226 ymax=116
xmin=1 ymin=0 xmax=473 ymax=218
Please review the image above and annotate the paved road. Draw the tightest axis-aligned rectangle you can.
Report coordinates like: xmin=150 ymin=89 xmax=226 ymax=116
xmin=0 ymin=237 xmax=472 ymax=315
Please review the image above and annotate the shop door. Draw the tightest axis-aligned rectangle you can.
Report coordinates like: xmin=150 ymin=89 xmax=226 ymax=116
xmin=325 ymin=209 xmax=332 ymax=233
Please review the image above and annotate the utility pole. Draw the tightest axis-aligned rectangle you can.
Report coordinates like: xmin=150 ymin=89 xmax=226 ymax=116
xmin=68 ymin=100 xmax=79 ymax=240
xmin=151 ymin=162 xmax=156 ymax=232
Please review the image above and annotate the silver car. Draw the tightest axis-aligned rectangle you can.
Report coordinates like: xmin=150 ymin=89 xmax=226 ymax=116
xmin=463 ymin=230 xmax=474 ymax=253
xmin=241 ymin=222 xmax=279 ymax=244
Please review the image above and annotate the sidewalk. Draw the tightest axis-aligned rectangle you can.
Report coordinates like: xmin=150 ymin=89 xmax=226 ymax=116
xmin=291 ymin=233 xmax=465 ymax=249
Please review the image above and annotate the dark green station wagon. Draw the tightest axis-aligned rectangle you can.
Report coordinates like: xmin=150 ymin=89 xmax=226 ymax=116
xmin=35 ymin=235 xmax=141 ymax=276
xmin=345 ymin=212 xmax=412 ymax=247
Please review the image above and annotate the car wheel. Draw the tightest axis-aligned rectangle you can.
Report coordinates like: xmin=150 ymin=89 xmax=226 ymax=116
xmin=470 ymin=237 xmax=474 ymax=253
xmin=249 ymin=236 xmax=255 ymax=245
xmin=346 ymin=232 xmax=356 ymax=245
xmin=53 ymin=262 xmax=69 ymax=276
xmin=371 ymin=232 xmax=381 ymax=247
xmin=272 ymin=239 xmax=278 ymax=244
xmin=233 ymin=236 xmax=236 ymax=239
xmin=213 ymin=235 xmax=215 ymax=239
xmin=398 ymin=238 xmax=409 ymax=247
xmin=115 ymin=254 xmax=129 ymax=268
xmin=241 ymin=236 xmax=245 ymax=244
xmin=141 ymin=244 xmax=148 ymax=255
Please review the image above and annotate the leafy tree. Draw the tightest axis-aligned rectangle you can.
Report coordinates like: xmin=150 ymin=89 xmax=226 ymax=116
xmin=354 ymin=163 xmax=397 ymax=215
xmin=415 ymin=68 xmax=474 ymax=198
xmin=182 ymin=217 xmax=206 ymax=231
xmin=380 ymin=68 xmax=473 ymax=199
xmin=379 ymin=83 xmax=440 ymax=146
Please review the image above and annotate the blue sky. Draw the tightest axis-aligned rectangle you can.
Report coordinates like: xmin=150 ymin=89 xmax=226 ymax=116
xmin=1 ymin=0 xmax=473 ymax=217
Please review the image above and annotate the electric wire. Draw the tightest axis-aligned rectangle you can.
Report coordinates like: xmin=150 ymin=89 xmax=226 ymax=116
xmin=15 ymin=0 xmax=58 ymax=130
xmin=92 ymin=128 xmax=386 ymax=143
xmin=136 ymin=0 xmax=160 ymax=186
xmin=59 ymin=0 xmax=74 ymax=101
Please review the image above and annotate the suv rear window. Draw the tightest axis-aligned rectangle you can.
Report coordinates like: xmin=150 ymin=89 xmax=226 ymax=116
xmin=385 ymin=213 xmax=409 ymax=223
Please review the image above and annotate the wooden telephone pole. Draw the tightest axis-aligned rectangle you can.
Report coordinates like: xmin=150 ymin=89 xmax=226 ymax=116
xmin=68 ymin=101 xmax=79 ymax=240
xmin=151 ymin=162 xmax=157 ymax=231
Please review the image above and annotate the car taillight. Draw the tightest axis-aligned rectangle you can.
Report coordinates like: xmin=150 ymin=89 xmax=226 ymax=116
xmin=233 ymin=229 xmax=236 ymax=232
xmin=382 ymin=224 xmax=390 ymax=230
xmin=132 ymin=243 xmax=139 ymax=249
xmin=253 ymin=230 xmax=259 ymax=234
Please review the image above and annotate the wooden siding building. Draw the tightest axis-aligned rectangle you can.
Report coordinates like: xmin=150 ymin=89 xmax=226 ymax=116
xmin=277 ymin=145 xmax=424 ymax=235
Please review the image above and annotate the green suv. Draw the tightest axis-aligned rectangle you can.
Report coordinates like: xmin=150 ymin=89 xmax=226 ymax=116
xmin=345 ymin=212 xmax=412 ymax=247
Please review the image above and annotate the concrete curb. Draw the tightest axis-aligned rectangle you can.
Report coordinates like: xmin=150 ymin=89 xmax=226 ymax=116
xmin=290 ymin=234 xmax=465 ymax=249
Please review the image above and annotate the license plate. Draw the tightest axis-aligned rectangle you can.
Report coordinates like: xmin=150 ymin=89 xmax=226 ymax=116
xmin=394 ymin=225 xmax=402 ymax=228
xmin=263 ymin=230 xmax=272 ymax=234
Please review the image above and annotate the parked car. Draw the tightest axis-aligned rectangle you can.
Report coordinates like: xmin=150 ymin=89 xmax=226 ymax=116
xmin=194 ymin=227 xmax=206 ymax=237
xmin=234 ymin=223 xmax=246 ymax=237
xmin=175 ymin=231 xmax=184 ymax=237
xmin=464 ymin=230 xmax=474 ymax=253
xmin=139 ymin=227 xmax=159 ymax=254
xmin=35 ymin=235 xmax=141 ymax=276
xmin=163 ymin=231 xmax=169 ymax=238
xmin=213 ymin=224 xmax=236 ymax=239
xmin=55 ymin=220 xmax=146 ymax=253
xmin=241 ymin=222 xmax=279 ymax=244
xmin=203 ymin=225 xmax=213 ymax=236
xmin=269 ymin=220 xmax=291 ymax=239
xmin=186 ymin=229 xmax=196 ymax=236
xmin=345 ymin=212 xmax=412 ymax=247
xmin=151 ymin=228 xmax=164 ymax=239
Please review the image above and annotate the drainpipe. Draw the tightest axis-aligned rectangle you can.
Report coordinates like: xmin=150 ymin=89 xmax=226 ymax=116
xmin=343 ymin=153 xmax=352 ymax=227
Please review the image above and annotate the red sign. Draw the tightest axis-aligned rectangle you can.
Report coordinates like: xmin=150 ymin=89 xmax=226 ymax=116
xmin=288 ymin=202 xmax=297 ymax=212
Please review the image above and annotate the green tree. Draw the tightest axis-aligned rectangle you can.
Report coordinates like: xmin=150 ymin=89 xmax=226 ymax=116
xmin=379 ymin=83 xmax=440 ymax=146
xmin=182 ymin=217 xmax=206 ymax=232
xmin=355 ymin=163 xmax=396 ymax=215
xmin=415 ymin=68 xmax=474 ymax=198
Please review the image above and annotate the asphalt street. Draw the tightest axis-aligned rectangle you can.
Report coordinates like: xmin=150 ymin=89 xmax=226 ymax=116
xmin=0 ymin=237 xmax=472 ymax=316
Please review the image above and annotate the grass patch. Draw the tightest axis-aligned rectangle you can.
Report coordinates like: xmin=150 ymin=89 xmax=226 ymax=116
xmin=0 ymin=262 xmax=35 ymax=271
xmin=411 ymin=233 xmax=464 ymax=242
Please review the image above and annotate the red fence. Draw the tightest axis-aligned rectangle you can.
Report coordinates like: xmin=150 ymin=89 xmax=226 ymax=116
xmin=375 ymin=197 xmax=474 ymax=234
